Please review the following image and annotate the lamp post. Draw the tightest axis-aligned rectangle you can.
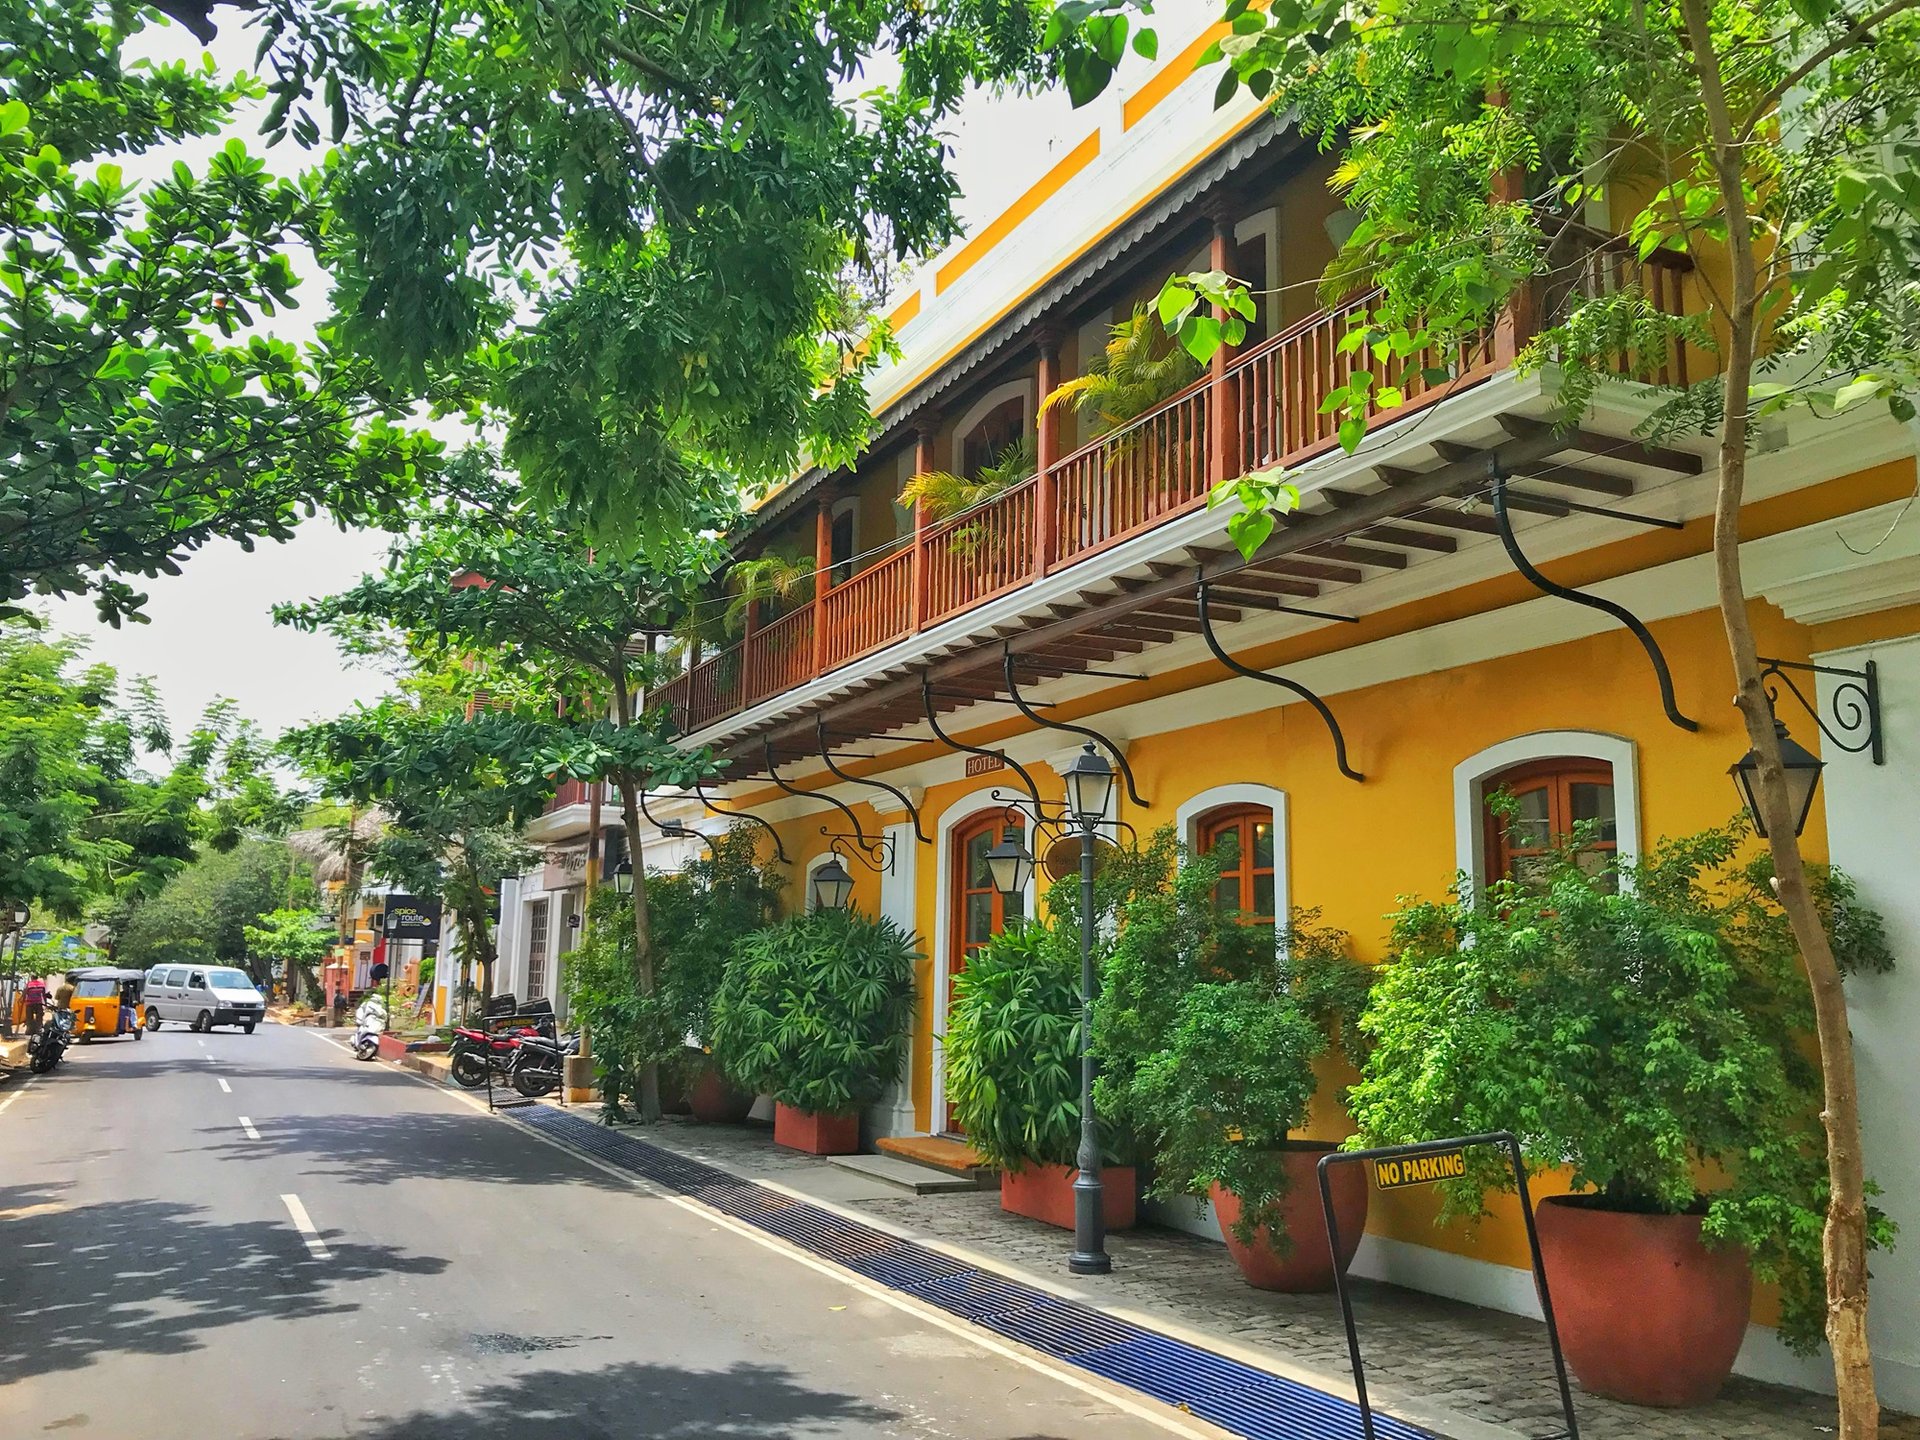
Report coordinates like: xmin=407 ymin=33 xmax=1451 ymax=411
xmin=610 ymin=859 xmax=635 ymax=895
xmin=989 ymin=742 xmax=1116 ymax=1275
xmin=1731 ymin=717 xmax=1825 ymax=839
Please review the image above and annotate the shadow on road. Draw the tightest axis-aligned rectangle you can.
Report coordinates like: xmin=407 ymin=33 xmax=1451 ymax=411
xmin=0 ymin=1182 xmax=448 ymax=1381
xmin=354 ymin=1358 xmax=916 ymax=1439
xmin=190 ymin=1112 xmax=637 ymax=1191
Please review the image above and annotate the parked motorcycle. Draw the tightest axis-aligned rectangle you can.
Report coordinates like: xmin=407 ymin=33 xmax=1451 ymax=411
xmin=352 ymin=995 xmax=387 ymax=1062
xmin=447 ymin=1025 xmax=521 ymax=1089
xmin=506 ymin=1030 xmax=578 ymax=1098
xmin=26 ymin=1008 xmax=74 ymax=1074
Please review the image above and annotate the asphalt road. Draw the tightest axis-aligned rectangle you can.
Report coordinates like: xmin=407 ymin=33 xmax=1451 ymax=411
xmin=0 ymin=1022 xmax=1197 ymax=1440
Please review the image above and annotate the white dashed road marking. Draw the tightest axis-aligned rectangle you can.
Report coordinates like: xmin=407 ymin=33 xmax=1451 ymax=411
xmin=216 ymin=1077 xmax=231 ymax=1094
xmin=281 ymin=1194 xmax=332 ymax=1260
xmin=238 ymin=1116 xmax=261 ymax=1141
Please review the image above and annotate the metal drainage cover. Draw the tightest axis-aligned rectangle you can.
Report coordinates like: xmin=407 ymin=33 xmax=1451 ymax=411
xmin=510 ymin=1106 xmax=1432 ymax=1440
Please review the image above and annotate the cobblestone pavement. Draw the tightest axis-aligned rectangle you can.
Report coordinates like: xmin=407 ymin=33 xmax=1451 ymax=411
xmin=611 ymin=1117 xmax=1909 ymax=1440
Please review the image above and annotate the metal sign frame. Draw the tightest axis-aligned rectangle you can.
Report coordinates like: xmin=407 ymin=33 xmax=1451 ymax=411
xmin=1317 ymin=1131 xmax=1580 ymax=1440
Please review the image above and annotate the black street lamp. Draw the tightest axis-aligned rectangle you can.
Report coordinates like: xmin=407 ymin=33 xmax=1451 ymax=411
xmin=810 ymin=855 xmax=855 ymax=912
xmin=609 ymin=859 xmax=635 ymax=895
xmin=989 ymin=741 xmax=1117 ymax=1276
xmin=1731 ymin=717 xmax=1825 ymax=839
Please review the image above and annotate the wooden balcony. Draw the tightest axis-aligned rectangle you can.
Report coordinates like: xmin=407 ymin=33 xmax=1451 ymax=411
xmin=652 ymin=243 xmax=1697 ymax=738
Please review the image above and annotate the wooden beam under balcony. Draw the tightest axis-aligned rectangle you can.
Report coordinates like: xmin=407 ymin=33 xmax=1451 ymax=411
xmin=1304 ymin=541 xmax=1408 ymax=570
xmin=1359 ymin=523 xmax=1457 ymax=554
xmin=1496 ymin=415 xmax=1703 ymax=475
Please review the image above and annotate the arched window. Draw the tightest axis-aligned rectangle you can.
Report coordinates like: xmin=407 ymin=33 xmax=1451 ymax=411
xmin=959 ymin=397 xmax=1026 ymax=479
xmin=1197 ymin=804 xmax=1277 ymax=924
xmin=946 ymin=810 xmax=1026 ymax=1132
xmin=1481 ymin=758 xmax=1617 ymax=886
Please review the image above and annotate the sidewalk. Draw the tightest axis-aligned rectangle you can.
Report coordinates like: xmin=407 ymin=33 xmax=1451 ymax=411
xmin=555 ymin=1115 xmax=1909 ymax=1440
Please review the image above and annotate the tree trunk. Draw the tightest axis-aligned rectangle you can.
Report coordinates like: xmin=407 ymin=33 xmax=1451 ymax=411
xmin=1680 ymin=3 xmax=1878 ymax=1431
xmin=616 ymin=774 xmax=661 ymax=1121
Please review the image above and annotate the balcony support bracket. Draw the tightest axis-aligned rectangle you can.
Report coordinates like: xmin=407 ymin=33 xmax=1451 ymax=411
xmin=762 ymin=738 xmax=877 ymax=846
xmin=922 ymin=674 xmax=1045 ymax=810
xmin=815 ymin=716 xmax=929 ymax=844
xmin=1002 ymin=646 xmax=1148 ymax=807
xmin=690 ymin=780 xmax=791 ymax=865
xmin=1196 ymin=582 xmax=1365 ymax=783
xmin=1492 ymin=468 xmax=1700 ymax=732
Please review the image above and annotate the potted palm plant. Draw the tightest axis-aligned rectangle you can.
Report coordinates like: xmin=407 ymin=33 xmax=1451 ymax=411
xmin=1039 ymin=303 xmax=1203 ymax=437
xmin=709 ymin=907 xmax=917 ymax=1155
xmin=945 ymin=921 xmax=1136 ymax=1230
xmin=1350 ymin=821 xmax=1894 ymax=1407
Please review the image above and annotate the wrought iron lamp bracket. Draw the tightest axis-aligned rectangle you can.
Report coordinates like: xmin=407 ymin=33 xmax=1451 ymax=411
xmin=636 ymin=789 xmax=698 ymax=842
xmin=984 ymin=790 xmax=1139 ymax=849
xmin=1757 ymin=656 xmax=1884 ymax=765
xmin=820 ymin=828 xmax=897 ymax=875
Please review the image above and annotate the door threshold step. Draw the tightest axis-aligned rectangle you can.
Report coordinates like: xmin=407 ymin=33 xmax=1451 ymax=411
xmin=875 ymin=1134 xmax=998 ymax=1181
xmin=829 ymin=1153 xmax=991 ymax=1194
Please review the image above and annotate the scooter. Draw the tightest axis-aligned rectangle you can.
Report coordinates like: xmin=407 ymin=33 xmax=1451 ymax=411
xmin=352 ymin=995 xmax=387 ymax=1062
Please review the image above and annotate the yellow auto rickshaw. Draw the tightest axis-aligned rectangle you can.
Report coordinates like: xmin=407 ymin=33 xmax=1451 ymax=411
xmin=65 ymin=966 xmax=146 ymax=1042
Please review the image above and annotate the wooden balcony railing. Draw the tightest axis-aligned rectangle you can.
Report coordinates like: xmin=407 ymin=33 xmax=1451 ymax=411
xmin=646 ymin=240 xmax=1700 ymax=738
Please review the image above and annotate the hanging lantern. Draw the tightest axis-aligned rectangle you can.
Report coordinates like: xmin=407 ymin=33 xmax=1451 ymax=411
xmin=1730 ymin=718 xmax=1824 ymax=839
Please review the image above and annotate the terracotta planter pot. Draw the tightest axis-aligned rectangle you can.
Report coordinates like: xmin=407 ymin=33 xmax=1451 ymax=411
xmin=773 ymin=1102 xmax=860 ymax=1155
xmin=1210 ymin=1143 xmax=1368 ymax=1292
xmin=1535 ymin=1196 xmax=1752 ymax=1408
xmin=1000 ymin=1165 xmax=1137 ymax=1231
xmin=686 ymin=1062 xmax=754 ymax=1124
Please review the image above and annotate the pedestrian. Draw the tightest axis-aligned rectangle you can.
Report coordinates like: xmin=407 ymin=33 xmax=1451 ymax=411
xmin=118 ymin=980 xmax=137 ymax=1035
xmin=22 ymin=973 xmax=45 ymax=1035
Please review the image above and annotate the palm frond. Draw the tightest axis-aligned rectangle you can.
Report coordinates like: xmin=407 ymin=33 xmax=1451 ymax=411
xmin=1040 ymin=303 xmax=1203 ymax=437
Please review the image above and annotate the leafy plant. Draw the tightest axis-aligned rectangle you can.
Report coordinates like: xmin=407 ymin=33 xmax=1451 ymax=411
xmin=710 ymin=908 xmax=918 ymax=1116
xmin=1082 ymin=826 xmax=1369 ymax=1242
xmin=563 ymin=887 xmax=681 ymax=1123
xmin=721 ymin=555 xmax=818 ymax=637
xmin=896 ymin=433 xmax=1038 ymax=522
xmin=1349 ymin=823 xmax=1895 ymax=1353
xmin=649 ymin=827 xmax=786 ymax=1049
xmin=944 ymin=921 xmax=1089 ymax=1170
xmin=1040 ymin=303 xmax=1204 ymax=437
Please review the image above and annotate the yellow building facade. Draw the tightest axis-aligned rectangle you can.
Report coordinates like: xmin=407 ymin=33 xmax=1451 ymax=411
xmin=631 ymin=6 xmax=1920 ymax=1407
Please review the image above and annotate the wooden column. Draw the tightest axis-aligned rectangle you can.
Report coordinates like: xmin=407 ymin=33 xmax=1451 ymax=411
xmin=1488 ymin=90 xmax=1536 ymax=364
xmin=812 ymin=496 xmax=833 ymax=673
xmin=910 ymin=420 xmax=939 ymax=630
xmin=1033 ymin=329 xmax=1062 ymax=577
xmin=1206 ymin=204 xmax=1241 ymax=487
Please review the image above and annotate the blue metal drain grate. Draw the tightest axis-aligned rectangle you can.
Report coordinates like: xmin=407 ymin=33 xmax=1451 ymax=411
xmin=511 ymin=1106 xmax=1431 ymax=1440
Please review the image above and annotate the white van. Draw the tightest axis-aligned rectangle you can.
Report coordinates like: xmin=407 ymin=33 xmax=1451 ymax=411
xmin=142 ymin=965 xmax=265 ymax=1033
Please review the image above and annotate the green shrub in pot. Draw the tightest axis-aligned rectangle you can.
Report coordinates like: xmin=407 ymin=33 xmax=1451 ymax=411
xmin=1349 ymin=820 xmax=1894 ymax=1362
xmin=709 ymin=907 xmax=917 ymax=1117
xmin=1090 ymin=826 xmax=1370 ymax=1250
xmin=946 ymin=918 xmax=1141 ymax=1170
xmin=650 ymin=826 xmax=786 ymax=1050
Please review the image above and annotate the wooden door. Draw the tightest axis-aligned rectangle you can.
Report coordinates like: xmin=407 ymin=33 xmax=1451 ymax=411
xmin=946 ymin=811 xmax=1026 ymax=1133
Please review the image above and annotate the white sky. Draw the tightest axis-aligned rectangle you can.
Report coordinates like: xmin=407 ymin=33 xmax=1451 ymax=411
xmin=37 ymin=6 xmax=1196 ymax=741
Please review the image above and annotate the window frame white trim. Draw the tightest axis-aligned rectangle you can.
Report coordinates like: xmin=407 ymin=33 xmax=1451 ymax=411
xmin=931 ymin=788 xmax=1038 ymax=1135
xmin=1452 ymin=731 xmax=1641 ymax=889
xmin=1175 ymin=783 xmax=1292 ymax=934
xmin=950 ymin=380 xmax=1032 ymax=467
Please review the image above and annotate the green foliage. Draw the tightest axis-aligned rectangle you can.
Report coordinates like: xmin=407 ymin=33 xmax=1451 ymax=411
xmin=1350 ymin=823 xmax=1895 ymax=1352
xmin=116 ymin=841 xmax=301 ymax=983
xmin=0 ymin=1 xmax=435 ymax=622
xmin=896 ymin=434 xmax=1038 ymax=521
xmin=0 ymin=627 xmax=293 ymax=923
xmin=720 ymin=555 xmax=818 ymax=640
xmin=1049 ymin=0 xmax=1920 ymax=563
xmin=710 ymin=908 xmax=918 ymax=1115
xmin=242 ymin=907 xmax=334 ymax=990
xmin=564 ymin=888 xmax=681 ymax=1122
xmin=1094 ymin=824 xmax=1370 ymax=1243
xmin=944 ymin=921 xmax=1087 ymax=1170
xmin=1041 ymin=304 xmax=1204 ymax=436
xmin=648 ymin=828 xmax=786 ymax=1048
